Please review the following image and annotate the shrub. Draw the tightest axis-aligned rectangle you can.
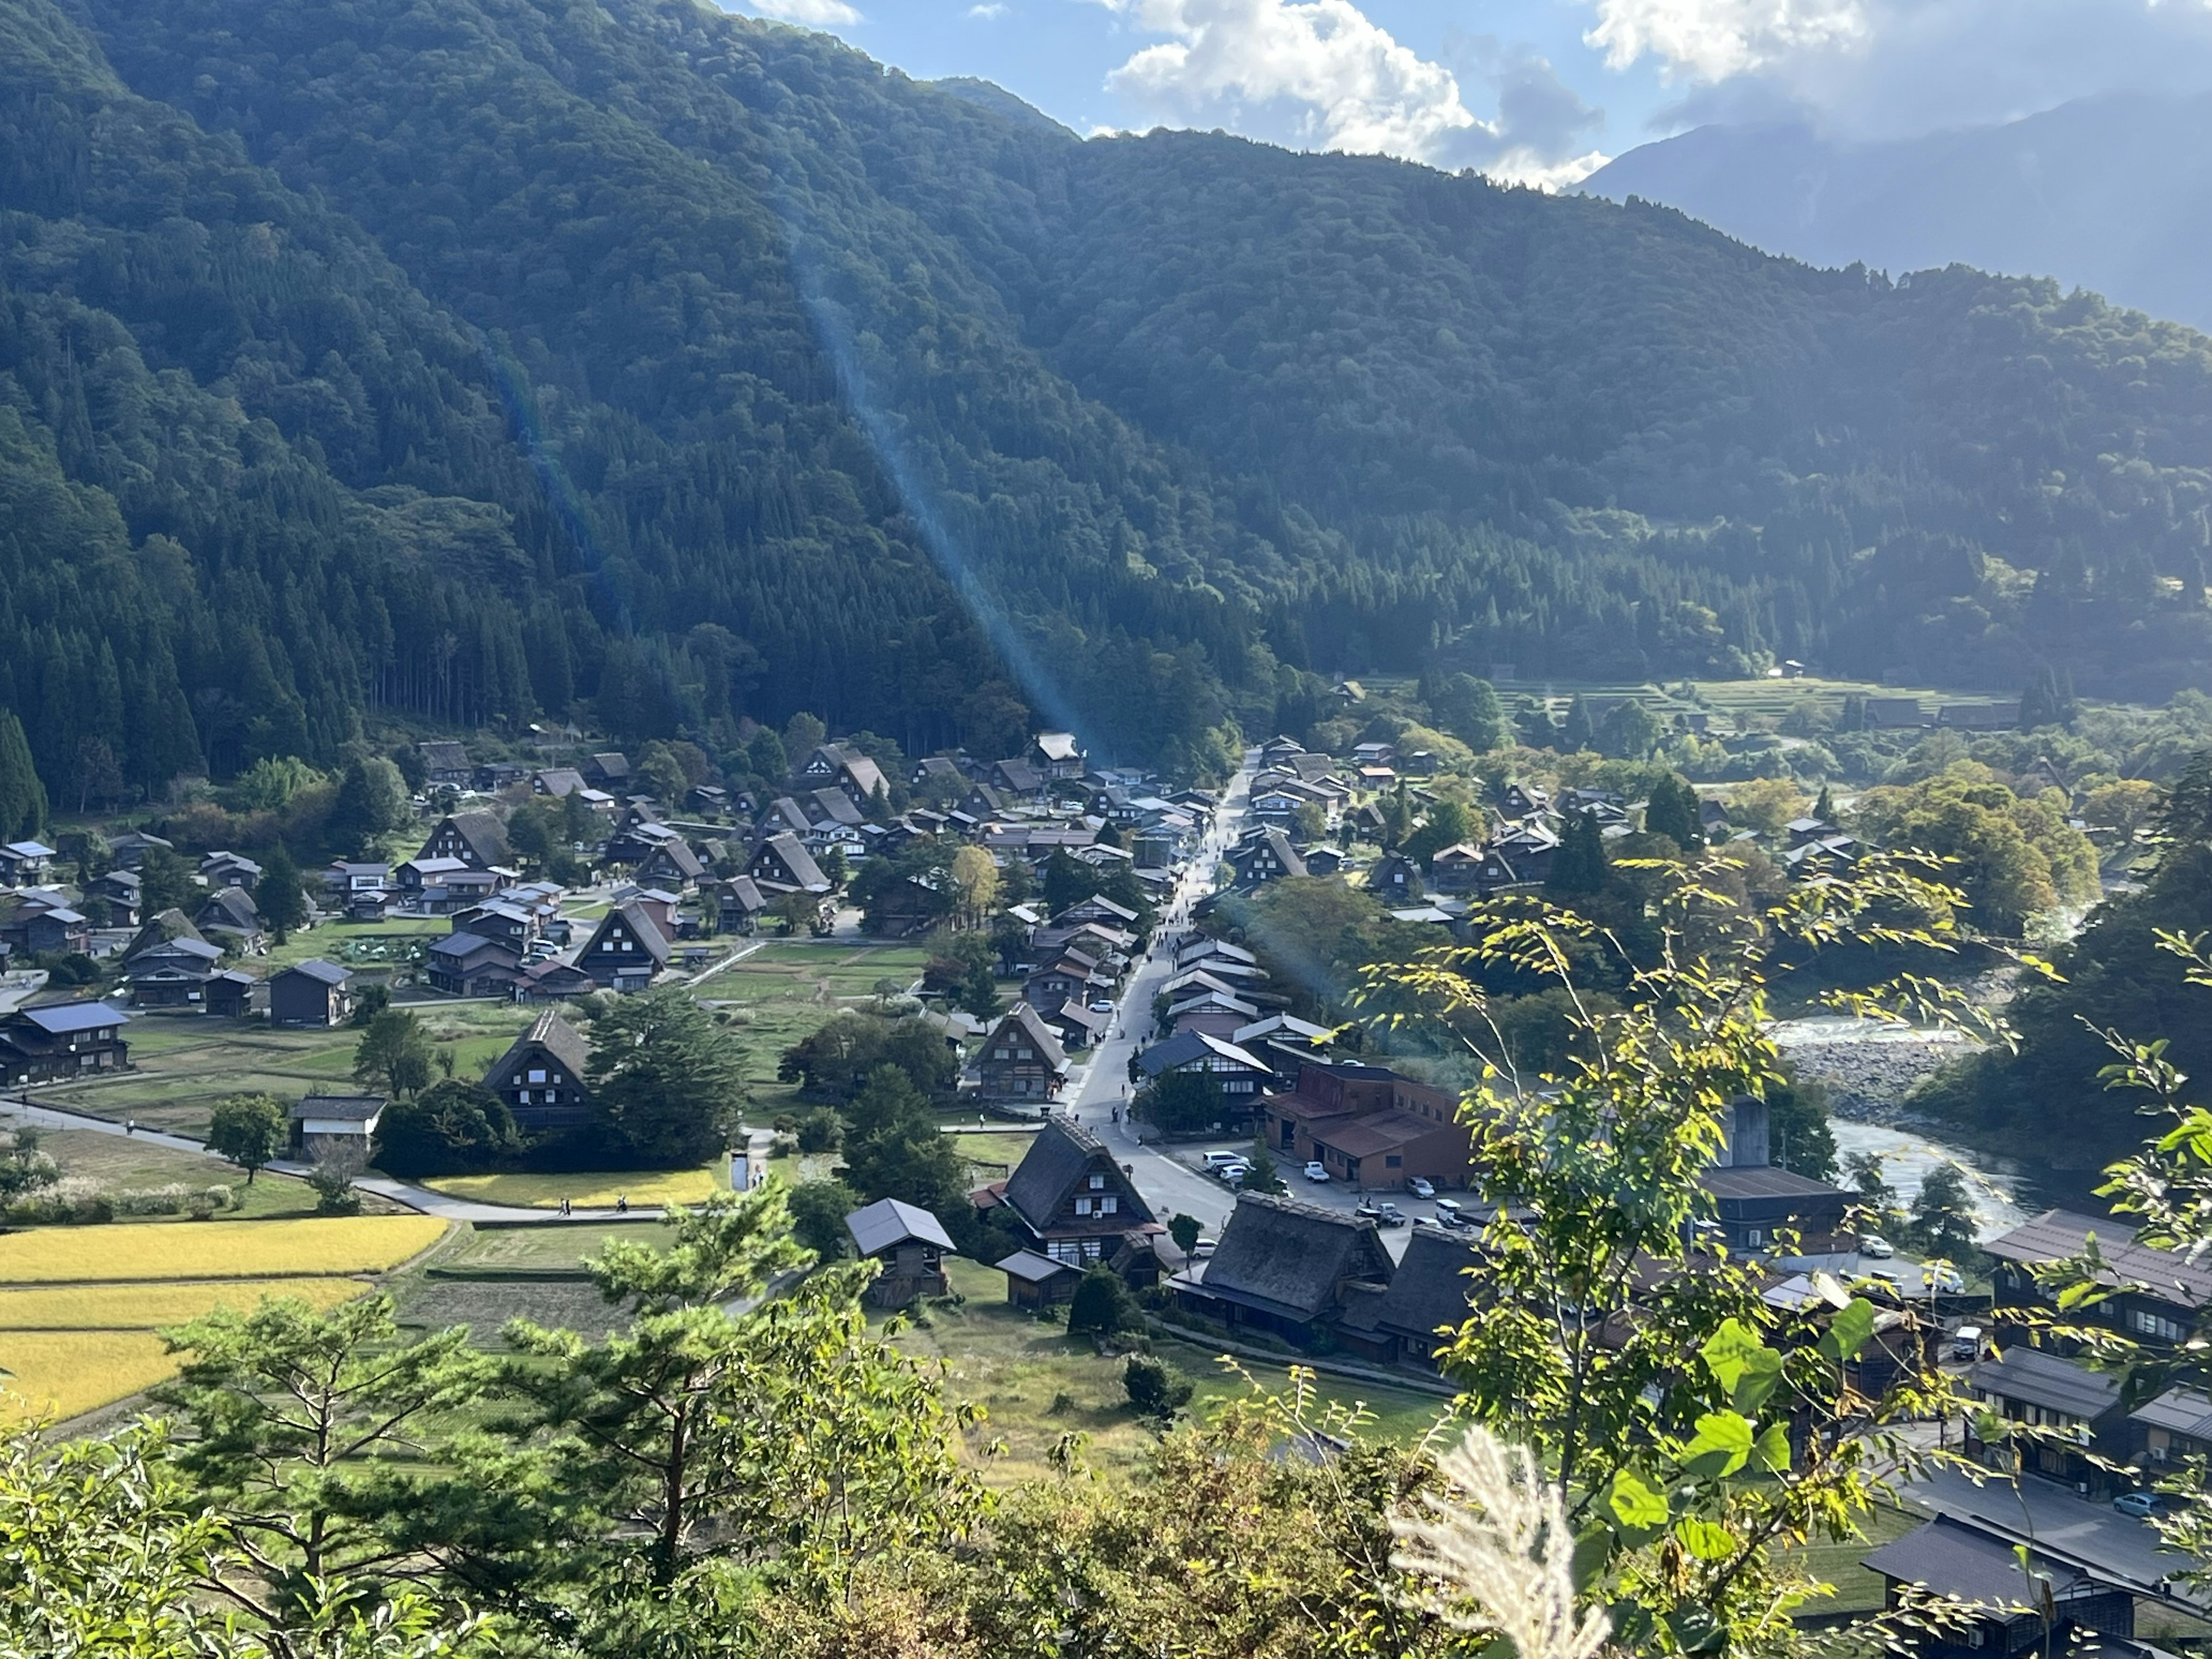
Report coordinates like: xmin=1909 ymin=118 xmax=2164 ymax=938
xmin=1123 ymin=1354 xmax=1194 ymax=1419
xmin=1067 ymin=1266 xmax=1141 ymax=1338
xmin=795 ymin=1108 xmax=843 ymax=1153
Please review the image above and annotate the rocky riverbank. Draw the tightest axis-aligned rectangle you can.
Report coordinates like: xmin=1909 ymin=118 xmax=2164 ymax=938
xmin=1774 ymin=1021 xmax=1975 ymax=1122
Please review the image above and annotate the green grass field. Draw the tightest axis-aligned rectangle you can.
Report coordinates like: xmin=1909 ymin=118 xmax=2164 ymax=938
xmin=702 ymin=940 xmax=935 ymax=1097
xmin=41 ymin=1003 xmax=537 ymax=1137
xmin=891 ymin=1259 xmax=1452 ymax=1484
xmin=20 ymin=1128 xmax=396 ymax=1220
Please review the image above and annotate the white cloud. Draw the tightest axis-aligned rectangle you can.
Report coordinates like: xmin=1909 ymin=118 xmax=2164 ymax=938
xmin=749 ymin=0 xmax=863 ymax=25
xmin=1085 ymin=0 xmax=1611 ymax=183
xmin=1090 ymin=0 xmax=1477 ymax=160
xmin=968 ymin=2 xmax=1006 ymax=14
xmin=1586 ymin=0 xmax=1866 ymax=82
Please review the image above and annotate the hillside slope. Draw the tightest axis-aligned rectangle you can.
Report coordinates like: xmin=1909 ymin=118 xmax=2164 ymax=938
xmin=5 ymin=0 xmax=2212 ymax=794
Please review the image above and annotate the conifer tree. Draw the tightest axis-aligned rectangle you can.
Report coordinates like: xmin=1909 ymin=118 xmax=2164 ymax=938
xmin=0 ymin=710 xmax=48 ymax=841
xmin=1546 ymin=809 xmax=1608 ymax=896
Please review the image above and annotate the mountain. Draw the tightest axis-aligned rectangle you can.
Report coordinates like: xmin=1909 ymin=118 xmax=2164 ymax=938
xmin=6 ymin=0 xmax=2212 ymax=800
xmin=1584 ymin=94 xmax=2212 ymax=333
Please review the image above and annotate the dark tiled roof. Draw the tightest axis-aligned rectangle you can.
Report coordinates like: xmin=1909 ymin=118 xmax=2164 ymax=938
xmin=1373 ymin=1226 xmax=1483 ymax=1346
xmin=17 ymin=1001 xmax=128 ymax=1035
xmin=279 ymin=959 xmax=353 ymax=987
xmin=1970 ymin=1346 xmax=2123 ymax=1421
xmin=1698 ymin=1166 xmax=1850 ymax=1201
xmin=991 ymin=1003 xmax=1067 ymax=1072
xmin=997 ymin=1249 xmax=1081 ymax=1284
xmin=486 ymin=1009 xmax=592 ymax=1088
xmin=1309 ymin=1109 xmax=1450 ymax=1159
xmin=293 ymin=1093 xmax=385 ymax=1122
xmin=1198 ymin=1193 xmax=1395 ymax=1323
xmin=1984 ymin=1207 xmax=2212 ymax=1308
xmin=1862 ymin=1516 xmax=2089 ymax=1608
xmin=846 ymin=1198 xmax=956 ymax=1256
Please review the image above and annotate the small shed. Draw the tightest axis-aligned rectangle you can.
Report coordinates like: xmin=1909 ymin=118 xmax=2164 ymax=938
xmin=996 ymin=1248 xmax=1084 ymax=1310
xmin=270 ymin=960 xmax=356 ymax=1028
xmin=290 ymin=1093 xmax=385 ymax=1158
xmin=844 ymin=1198 xmax=956 ymax=1309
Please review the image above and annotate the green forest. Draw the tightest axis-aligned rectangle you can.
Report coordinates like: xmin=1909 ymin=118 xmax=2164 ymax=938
xmin=7 ymin=0 xmax=2212 ymax=797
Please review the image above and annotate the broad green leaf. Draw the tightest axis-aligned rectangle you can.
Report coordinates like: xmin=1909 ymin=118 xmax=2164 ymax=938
xmin=1676 ymin=1517 xmax=1737 ymax=1561
xmin=1571 ymin=1527 xmax=1612 ymax=1594
xmin=1607 ymin=1468 xmax=1670 ymax=1534
xmin=1665 ymin=1603 xmax=1728 ymax=1654
xmin=1816 ymin=1297 xmax=1876 ymax=1362
xmin=1701 ymin=1318 xmax=1784 ymax=1412
xmin=1680 ymin=1410 xmax=1754 ymax=1479
xmin=1753 ymin=1421 xmax=1791 ymax=1474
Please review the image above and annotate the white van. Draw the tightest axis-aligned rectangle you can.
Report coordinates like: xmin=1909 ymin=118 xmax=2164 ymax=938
xmin=1202 ymin=1150 xmax=1245 ymax=1171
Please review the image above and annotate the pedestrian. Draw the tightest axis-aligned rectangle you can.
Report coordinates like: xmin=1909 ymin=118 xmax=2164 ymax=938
xmin=124 ymin=1119 xmax=135 ymax=1136
xmin=616 ymin=1194 xmax=628 ymax=1214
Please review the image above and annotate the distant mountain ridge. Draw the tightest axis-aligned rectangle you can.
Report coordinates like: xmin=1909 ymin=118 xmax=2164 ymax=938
xmin=1584 ymin=93 xmax=2212 ymax=331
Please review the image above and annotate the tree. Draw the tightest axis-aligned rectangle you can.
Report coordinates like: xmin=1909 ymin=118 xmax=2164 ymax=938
xmin=1066 ymin=1265 xmax=1141 ymax=1338
xmin=838 ymin=1064 xmax=974 ymax=1224
xmin=1643 ymin=774 xmax=1700 ymax=850
xmin=788 ymin=1177 xmax=860 ymax=1262
xmin=154 ymin=1294 xmax=498 ymax=1623
xmin=70 ymin=735 xmax=125 ymax=812
xmin=949 ymin=845 xmax=999 ymax=928
xmin=1243 ymin=1142 xmax=1285 ymax=1194
xmin=1402 ymin=798 xmax=1477 ymax=869
xmin=0 ymin=708 xmax=47 ymax=840
xmin=349 ymin=981 xmax=392 ymax=1028
xmin=774 ymin=889 xmax=824 ymax=936
xmin=352 ymin=1007 xmax=433 ymax=1100
xmin=747 ymin=728 xmax=789 ymax=783
xmin=1844 ymin=1151 xmax=1898 ymax=1231
xmin=634 ymin=740 xmax=690 ymax=805
xmin=585 ymin=986 xmax=747 ymax=1166
xmin=1425 ymin=672 xmax=1506 ymax=753
xmin=1907 ymin=1162 xmax=1978 ymax=1263
xmin=503 ymin=1187 xmax=971 ymax=1597
xmin=1358 ymin=850 xmax=1995 ymax=1650
xmin=782 ymin=712 xmax=827 ymax=760
xmin=375 ymin=1080 xmax=521 ymax=1176
xmin=1766 ymin=1077 xmax=1838 ymax=1182
xmin=1166 ymin=1212 xmax=1203 ymax=1254
xmin=1545 ymin=809 xmax=1608 ymax=896
xmin=1812 ymin=783 xmax=1836 ymax=824
xmin=956 ymin=959 xmax=1003 ymax=1023
xmin=138 ymin=845 xmax=199 ymax=916
xmin=2082 ymin=778 xmax=2160 ymax=846
xmin=779 ymin=1011 xmax=959 ymax=1101
xmin=1560 ymin=695 xmax=1594 ymax=753
xmin=2020 ymin=665 xmax=2077 ymax=730
xmin=1132 ymin=1069 xmax=1226 ymax=1135
xmin=207 ymin=1093 xmax=287 ymax=1184
xmin=325 ymin=756 xmax=411 ymax=856
xmin=1122 ymin=1353 xmax=1194 ymax=1419
xmin=254 ymin=844 xmax=308 ymax=945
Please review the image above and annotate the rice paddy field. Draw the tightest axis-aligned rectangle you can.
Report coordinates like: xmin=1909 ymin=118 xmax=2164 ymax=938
xmin=0 ymin=1217 xmax=441 ymax=1422
xmin=0 ymin=1215 xmax=448 ymax=1282
xmin=700 ymin=940 xmax=935 ymax=1113
xmin=421 ymin=1165 xmax=729 ymax=1210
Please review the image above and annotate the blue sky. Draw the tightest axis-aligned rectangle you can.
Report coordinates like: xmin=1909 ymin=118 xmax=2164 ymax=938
xmin=726 ymin=0 xmax=2212 ymax=187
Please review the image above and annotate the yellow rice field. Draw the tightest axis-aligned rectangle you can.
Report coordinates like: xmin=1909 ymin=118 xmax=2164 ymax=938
xmin=0 ymin=1331 xmax=181 ymax=1421
xmin=423 ymin=1166 xmax=724 ymax=1209
xmin=0 ymin=1216 xmax=448 ymax=1283
xmin=0 ymin=1278 xmax=369 ymax=1329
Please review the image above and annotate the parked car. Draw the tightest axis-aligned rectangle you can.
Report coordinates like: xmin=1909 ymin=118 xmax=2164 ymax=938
xmin=1433 ymin=1198 xmax=1468 ymax=1228
xmin=1302 ymin=1161 xmax=1330 ymax=1183
xmin=1202 ymin=1150 xmax=1245 ymax=1171
xmin=1191 ymin=1237 xmax=1217 ymax=1259
xmin=1949 ymin=1324 xmax=1986 ymax=1362
xmin=1357 ymin=1201 xmax=1406 ymax=1227
xmin=2114 ymin=1491 xmax=2165 ymax=1519
xmin=1088 ymin=999 xmax=1115 ymax=1012
xmin=1859 ymin=1233 xmax=1895 ymax=1259
xmin=1927 ymin=1266 xmax=1967 ymax=1296
xmin=1407 ymin=1177 xmax=1436 ymax=1199
xmin=1214 ymin=1162 xmax=1250 ymax=1185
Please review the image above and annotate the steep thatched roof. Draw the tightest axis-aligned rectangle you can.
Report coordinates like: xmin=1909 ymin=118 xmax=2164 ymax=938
xmin=1198 ymin=1193 xmax=1394 ymax=1323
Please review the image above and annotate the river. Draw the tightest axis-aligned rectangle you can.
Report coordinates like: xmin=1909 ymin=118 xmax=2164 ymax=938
xmin=1773 ymin=1014 xmax=2052 ymax=1240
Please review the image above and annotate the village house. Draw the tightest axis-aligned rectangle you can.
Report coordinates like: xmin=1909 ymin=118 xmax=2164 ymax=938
xmin=1986 ymin=1208 xmax=2212 ymax=1351
xmin=748 ymin=832 xmax=830 ymax=895
xmin=1960 ymin=1345 xmax=2128 ymax=1495
xmin=1169 ymin=1192 xmax=1396 ymax=1347
xmin=268 ymin=960 xmax=356 ymax=1028
xmin=845 ymin=1198 xmax=956 ymax=1309
xmin=800 ymin=743 xmax=890 ymax=813
xmin=974 ymin=1004 xmax=1067 ymax=1104
xmin=199 ymin=850 xmax=262 ymax=889
xmin=0 ymin=895 xmax=90 ymax=958
xmin=635 ymin=838 xmax=706 ymax=890
xmin=0 ymin=1001 xmax=131 ymax=1085
xmin=1696 ymin=1164 xmax=1853 ymax=1253
xmin=416 ymin=811 xmax=513 ymax=873
xmin=0 ymin=841 xmax=56 ymax=888
xmin=582 ymin=752 xmax=631 ymax=791
xmin=578 ymin=901 xmax=672 ymax=992
xmin=290 ymin=1092 xmax=384 ymax=1160
xmin=418 ymin=740 xmax=472 ymax=787
xmin=1041 ymin=1000 xmax=1113 ymax=1051
xmin=994 ymin=1249 xmax=1086 ymax=1309
xmin=603 ymin=806 xmax=674 ymax=866
xmin=205 ymin=969 xmax=259 ymax=1020
xmin=425 ymin=931 xmax=524 ymax=998
xmin=192 ymin=887 xmax=264 ymax=953
xmin=1022 ymin=949 xmax=1105 ymax=1017
xmin=483 ymin=1009 xmax=595 ymax=1135
xmin=122 ymin=934 xmax=225 ymax=1008
xmin=1230 ymin=827 xmax=1306 ymax=888
xmin=979 ymin=1117 xmax=1161 ymax=1272
xmin=1133 ymin=1030 xmax=1278 ymax=1112
xmin=1259 ymin=1060 xmax=1472 ymax=1191
xmin=1366 ymin=853 xmax=1422 ymax=903
xmin=516 ymin=959 xmax=597 ymax=1003
xmin=1164 ymin=986 xmax=1262 ymax=1039
xmin=106 ymin=831 xmax=173 ymax=872
xmin=1862 ymin=1514 xmax=2138 ymax=1658
xmin=94 ymin=868 xmax=142 ymax=927
xmin=1356 ymin=1225 xmax=1486 ymax=1369
xmin=1029 ymin=732 xmax=1086 ymax=780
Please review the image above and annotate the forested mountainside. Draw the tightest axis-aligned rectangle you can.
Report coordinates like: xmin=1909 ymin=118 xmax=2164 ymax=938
xmin=8 ymin=0 xmax=2212 ymax=795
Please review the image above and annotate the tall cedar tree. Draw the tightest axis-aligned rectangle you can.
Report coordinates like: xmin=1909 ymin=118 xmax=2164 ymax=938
xmin=585 ymin=986 xmax=747 ymax=1166
xmin=255 ymin=845 xmax=308 ymax=944
xmin=1547 ymin=809 xmax=1609 ymax=896
xmin=0 ymin=710 xmax=47 ymax=840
